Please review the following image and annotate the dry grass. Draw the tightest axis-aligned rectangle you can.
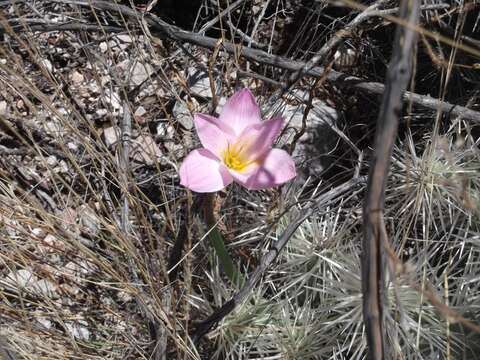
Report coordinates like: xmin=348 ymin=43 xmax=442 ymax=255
xmin=0 ymin=0 xmax=479 ymax=359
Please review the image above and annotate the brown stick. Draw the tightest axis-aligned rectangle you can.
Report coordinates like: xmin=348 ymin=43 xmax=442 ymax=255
xmin=362 ymin=0 xmax=420 ymax=358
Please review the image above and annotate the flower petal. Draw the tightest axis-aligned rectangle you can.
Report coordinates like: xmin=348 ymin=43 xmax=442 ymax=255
xmin=229 ymin=149 xmax=296 ymax=190
xmin=193 ymin=113 xmax=235 ymax=157
xmin=180 ymin=149 xmax=233 ymax=193
xmin=236 ymin=116 xmax=284 ymax=161
xmin=219 ymin=89 xmax=262 ymax=135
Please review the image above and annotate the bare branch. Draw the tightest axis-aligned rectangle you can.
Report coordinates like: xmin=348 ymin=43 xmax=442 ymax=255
xmin=199 ymin=0 xmax=245 ymax=34
xmin=3 ymin=0 xmax=480 ymax=122
xmin=362 ymin=0 xmax=420 ymax=358
xmin=4 ymin=21 xmax=123 ymax=33
xmin=284 ymin=0 xmax=390 ymax=94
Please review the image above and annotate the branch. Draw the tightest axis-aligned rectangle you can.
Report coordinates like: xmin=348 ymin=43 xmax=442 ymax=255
xmin=199 ymin=0 xmax=245 ymax=34
xmin=285 ymin=1 xmax=450 ymax=91
xmin=362 ymin=0 xmax=420 ymax=358
xmin=4 ymin=21 xmax=123 ymax=33
xmin=3 ymin=0 xmax=480 ymax=123
xmin=284 ymin=0 xmax=390 ymax=94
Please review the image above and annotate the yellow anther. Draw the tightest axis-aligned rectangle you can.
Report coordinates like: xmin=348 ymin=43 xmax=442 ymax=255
xmin=223 ymin=143 xmax=251 ymax=171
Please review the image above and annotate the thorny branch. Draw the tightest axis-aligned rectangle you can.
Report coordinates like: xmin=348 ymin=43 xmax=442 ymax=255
xmin=362 ymin=0 xmax=419 ymax=359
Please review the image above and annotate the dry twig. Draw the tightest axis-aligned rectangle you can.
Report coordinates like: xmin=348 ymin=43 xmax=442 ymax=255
xmin=283 ymin=0 xmax=390 ymax=95
xmin=198 ymin=0 xmax=245 ymax=34
xmin=362 ymin=0 xmax=419 ymax=358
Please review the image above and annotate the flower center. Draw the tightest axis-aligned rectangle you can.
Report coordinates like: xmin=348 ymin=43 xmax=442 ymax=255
xmin=223 ymin=143 xmax=251 ymax=171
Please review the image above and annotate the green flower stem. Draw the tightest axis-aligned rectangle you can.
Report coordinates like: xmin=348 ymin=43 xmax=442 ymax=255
xmin=204 ymin=193 xmax=243 ymax=287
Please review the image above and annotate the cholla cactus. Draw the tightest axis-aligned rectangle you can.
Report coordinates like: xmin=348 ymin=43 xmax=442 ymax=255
xmin=199 ymin=128 xmax=480 ymax=359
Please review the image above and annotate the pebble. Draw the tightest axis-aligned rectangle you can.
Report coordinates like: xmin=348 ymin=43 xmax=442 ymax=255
xmin=172 ymin=100 xmax=193 ymax=130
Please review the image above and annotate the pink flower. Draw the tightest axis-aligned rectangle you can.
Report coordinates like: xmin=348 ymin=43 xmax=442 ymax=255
xmin=179 ymin=89 xmax=296 ymax=193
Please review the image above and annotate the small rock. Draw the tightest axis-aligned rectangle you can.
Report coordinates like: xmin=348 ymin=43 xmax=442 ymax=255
xmin=115 ymin=59 xmax=129 ymax=74
xmin=67 ymin=142 xmax=78 ymax=151
xmin=115 ymin=34 xmax=133 ymax=50
xmin=278 ymin=98 xmax=340 ymax=179
xmin=5 ymin=269 xmax=37 ymax=288
xmin=78 ymin=205 xmax=100 ymax=236
xmin=130 ymin=61 xmax=153 ymax=86
xmin=1 ymin=215 xmax=19 ymax=237
xmin=46 ymin=155 xmax=58 ymax=167
xmin=117 ymin=290 xmax=133 ymax=303
xmin=54 ymin=160 xmax=70 ymax=174
xmin=102 ymin=126 xmax=119 ymax=147
xmin=186 ymin=67 xmax=224 ymax=99
xmin=131 ymin=134 xmax=163 ymax=165
xmin=95 ymin=108 xmax=108 ymax=118
xmin=116 ymin=34 xmax=133 ymax=43
xmin=99 ymin=42 xmax=108 ymax=52
xmin=32 ymin=279 xmax=57 ymax=298
xmin=156 ymin=122 xmax=175 ymax=139
xmin=31 ymin=227 xmax=44 ymax=239
xmin=17 ymin=166 xmax=34 ymax=181
xmin=42 ymin=234 xmax=65 ymax=252
xmin=164 ymin=141 xmax=185 ymax=159
xmin=134 ymin=106 xmax=147 ymax=118
xmin=36 ymin=317 xmax=52 ymax=330
xmin=0 ymin=100 xmax=7 ymax=115
xmin=61 ymin=207 xmax=77 ymax=226
xmin=172 ymin=100 xmax=193 ymax=130
xmin=77 ymin=260 xmax=97 ymax=275
xmin=65 ymin=260 xmax=97 ymax=277
xmin=187 ymin=68 xmax=212 ymax=98
xmin=16 ymin=99 xmax=25 ymax=110
xmin=60 ymin=283 xmax=80 ymax=296
xmin=87 ymin=81 xmax=101 ymax=94
xmin=64 ymin=261 xmax=80 ymax=278
xmin=44 ymin=121 xmax=66 ymax=136
xmin=65 ymin=320 xmax=90 ymax=341
xmin=70 ymin=71 xmax=84 ymax=85
xmin=134 ymin=106 xmax=147 ymax=123
xmin=104 ymin=89 xmax=122 ymax=110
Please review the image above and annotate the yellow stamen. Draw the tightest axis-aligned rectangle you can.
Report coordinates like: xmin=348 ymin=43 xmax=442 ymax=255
xmin=223 ymin=142 xmax=252 ymax=171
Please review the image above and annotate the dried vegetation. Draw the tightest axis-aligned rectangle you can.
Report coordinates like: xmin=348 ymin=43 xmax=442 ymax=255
xmin=0 ymin=0 xmax=479 ymax=359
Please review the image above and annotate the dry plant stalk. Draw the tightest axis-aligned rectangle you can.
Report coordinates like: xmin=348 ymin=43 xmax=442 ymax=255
xmin=362 ymin=0 xmax=420 ymax=358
